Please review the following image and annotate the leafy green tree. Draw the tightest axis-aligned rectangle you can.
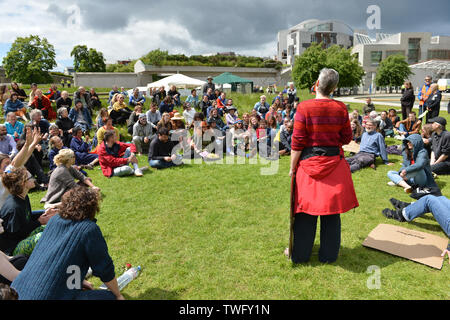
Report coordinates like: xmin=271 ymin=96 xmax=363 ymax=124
xmin=142 ymin=49 xmax=169 ymax=66
xmin=2 ymin=35 xmax=57 ymax=84
xmin=292 ymin=43 xmax=365 ymax=91
xmin=375 ymin=54 xmax=413 ymax=93
xmin=71 ymin=45 xmax=106 ymax=72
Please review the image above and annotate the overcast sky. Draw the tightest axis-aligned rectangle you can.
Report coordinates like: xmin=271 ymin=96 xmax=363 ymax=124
xmin=0 ymin=0 xmax=449 ymax=71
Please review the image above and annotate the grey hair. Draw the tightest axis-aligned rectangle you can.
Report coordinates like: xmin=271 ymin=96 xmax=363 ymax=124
xmin=317 ymin=68 xmax=339 ymax=96
xmin=29 ymin=109 xmax=42 ymax=119
xmin=57 ymin=107 xmax=67 ymax=117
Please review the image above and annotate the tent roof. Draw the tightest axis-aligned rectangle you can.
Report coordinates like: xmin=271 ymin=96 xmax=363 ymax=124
xmin=147 ymin=74 xmax=206 ymax=88
xmin=213 ymin=72 xmax=253 ymax=84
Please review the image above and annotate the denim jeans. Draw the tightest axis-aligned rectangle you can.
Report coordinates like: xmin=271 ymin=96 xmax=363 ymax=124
xmin=112 ymin=148 xmax=134 ymax=177
xmin=149 ymin=159 xmax=177 ymax=169
xmin=404 ymin=195 xmax=450 ymax=236
xmin=387 ymin=169 xmax=427 ymax=187
xmin=398 ymin=124 xmax=410 ymax=137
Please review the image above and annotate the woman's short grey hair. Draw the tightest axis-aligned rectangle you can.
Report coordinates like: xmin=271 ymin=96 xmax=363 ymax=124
xmin=57 ymin=107 xmax=67 ymax=117
xmin=29 ymin=109 xmax=42 ymax=119
xmin=317 ymin=68 xmax=339 ymax=96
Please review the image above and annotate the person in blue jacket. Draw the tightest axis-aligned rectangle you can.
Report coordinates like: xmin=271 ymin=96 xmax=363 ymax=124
xmin=129 ymin=88 xmax=146 ymax=107
xmin=387 ymin=134 xmax=441 ymax=194
xmin=70 ymin=127 xmax=99 ymax=169
xmin=69 ymin=100 xmax=92 ymax=134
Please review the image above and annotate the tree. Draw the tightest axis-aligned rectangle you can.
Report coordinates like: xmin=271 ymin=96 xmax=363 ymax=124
xmin=2 ymin=35 xmax=57 ymax=84
xmin=292 ymin=43 xmax=365 ymax=92
xmin=142 ymin=49 xmax=169 ymax=66
xmin=375 ymin=54 xmax=413 ymax=93
xmin=71 ymin=45 xmax=106 ymax=72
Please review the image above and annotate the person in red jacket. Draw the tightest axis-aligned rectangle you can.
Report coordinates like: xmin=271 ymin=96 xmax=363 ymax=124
xmin=97 ymin=131 xmax=147 ymax=178
xmin=30 ymin=89 xmax=56 ymax=121
xmin=286 ymin=68 xmax=359 ymax=264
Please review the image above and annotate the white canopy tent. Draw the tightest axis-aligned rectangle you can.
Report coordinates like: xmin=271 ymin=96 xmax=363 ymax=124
xmin=146 ymin=74 xmax=206 ymax=97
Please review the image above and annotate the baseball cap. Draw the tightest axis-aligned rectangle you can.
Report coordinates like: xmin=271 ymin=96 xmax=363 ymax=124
xmin=428 ymin=117 xmax=447 ymax=127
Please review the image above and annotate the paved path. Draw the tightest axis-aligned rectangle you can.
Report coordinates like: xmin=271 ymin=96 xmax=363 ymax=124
xmin=335 ymin=96 xmax=449 ymax=112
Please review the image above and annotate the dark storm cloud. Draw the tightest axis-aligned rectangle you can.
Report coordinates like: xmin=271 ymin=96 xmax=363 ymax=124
xmin=49 ymin=0 xmax=450 ymax=51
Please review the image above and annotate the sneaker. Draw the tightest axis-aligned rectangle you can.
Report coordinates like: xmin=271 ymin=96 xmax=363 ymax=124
xmin=382 ymin=208 xmax=406 ymax=222
xmin=134 ymin=169 xmax=143 ymax=177
xmin=389 ymin=198 xmax=411 ymax=211
xmin=387 ymin=181 xmax=396 ymax=187
xmin=139 ymin=166 xmax=149 ymax=172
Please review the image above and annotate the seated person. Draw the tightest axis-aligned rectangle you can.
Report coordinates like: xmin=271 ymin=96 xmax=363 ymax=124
xmin=362 ymin=97 xmax=375 ymax=115
xmin=146 ymin=102 xmax=162 ymax=133
xmin=98 ymin=131 xmax=145 ymax=178
xmin=185 ymin=89 xmax=199 ymax=108
xmin=349 ymin=110 xmax=363 ymax=125
xmin=48 ymin=136 xmax=68 ymax=171
xmin=182 ymin=103 xmax=196 ymax=127
xmin=346 ymin=120 xmax=393 ymax=173
xmin=0 ymin=167 xmax=56 ymax=256
xmin=216 ymin=92 xmax=227 ymax=110
xmin=89 ymin=88 xmax=102 ymax=110
xmin=55 ymin=107 xmax=74 ymax=147
xmin=379 ymin=111 xmax=394 ymax=137
xmin=148 ymin=127 xmax=183 ymax=169
xmin=96 ymin=117 xmax=120 ymax=145
xmin=69 ymin=100 xmax=92 ymax=134
xmin=110 ymin=94 xmax=132 ymax=125
xmin=55 ymin=91 xmax=72 ymax=112
xmin=129 ymin=88 xmax=146 ymax=107
xmin=395 ymin=111 xmax=421 ymax=139
xmin=127 ymin=105 xmax=144 ymax=135
xmin=388 ymin=109 xmax=400 ymax=127
xmin=108 ymin=85 xmax=120 ymax=104
xmin=279 ymin=120 xmax=293 ymax=156
xmin=156 ymin=112 xmax=173 ymax=132
xmin=132 ymin=114 xmax=153 ymax=156
xmin=48 ymin=124 xmax=63 ymax=141
xmin=421 ymin=123 xmax=433 ymax=157
xmin=40 ymin=149 xmax=99 ymax=209
xmin=0 ymin=124 xmax=17 ymax=157
xmin=225 ymin=106 xmax=238 ymax=126
xmin=0 ymin=248 xmax=24 ymax=287
xmin=351 ymin=119 xmax=363 ymax=143
xmin=5 ymin=113 xmax=24 ymax=143
xmin=14 ymin=141 xmax=49 ymax=189
xmin=12 ymin=186 xmax=124 ymax=300
xmin=4 ymin=92 xmax=28 ymax=122
xmin=167 ymin=85 xmax=181 ymax=106
xmin=429 ymin=117 xmax=450 ymax=175
xmin=44 ymin=84 xmax=60 ymax=103
xmin=387 ymin=134 xmax=440 ymax=194
xmin=159 ymin=96 xmax=174 ymax=115
xmin=382 ymin=195 xmax=450 ymax=260
xmin=199 ymin=94 xmax=211 ymax=119
xmin=208 ymin=108 xmax=228 ymax=134
xmin=96 ymin=108 xmax=109 ymax=129
xmin=152 ymin=86 xmax=166 ymax=106
xmin=73 ymin=87 xmax=92 ymax=116
xmin=70 ymin=127 xmax=99 ymax=169
xmin=30 ymin=89 xmax=56 ymax=121
xmin=229 ymin=120 xmax=249 ymax=156
xmin=253 ymin=95 xmax=270 ymax=120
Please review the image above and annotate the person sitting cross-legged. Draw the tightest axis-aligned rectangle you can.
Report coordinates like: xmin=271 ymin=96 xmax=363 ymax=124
xmin=69 ymin=100 xmax=92 ymax=135
xmin=429 ymin=117 xmax=450 ymax=176
xmin=382 ymin=195 xmax=450 ymax=262
xmin=279 ymin=120 xmax=293 ymax=156
xmin=345 ymin=119 xmax=394 ymax=173
xmin=387 ymin=134 xmax=441 ymax=194
xmin=70 ymin=127 xmax=99 ymax=170
xmin=97 ymin=131 xmax=147 ymax=178
xmin=148 ymin=127 xmax=183 ymax=170
xmin=132 ymin=114 xmax=153 ymax=156
xmin=395 ymin=111 xmax=422 ymax=140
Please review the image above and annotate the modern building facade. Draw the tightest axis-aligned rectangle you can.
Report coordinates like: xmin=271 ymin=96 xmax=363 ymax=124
xmin=352 ymin=32 xmax=450 ymax=92
xmin=277 ymin=19 xmax=354 ymax=65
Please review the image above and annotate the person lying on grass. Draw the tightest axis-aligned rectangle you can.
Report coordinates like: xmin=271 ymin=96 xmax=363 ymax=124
xmin=98 ymin=131 xmax=147 ymax=178
xmin=383 ymin=195 xmax=450 ymax=264
xmin=41 ymin=148 xmax=100 ymax=209
xmin=11 ymin=186 xmax=125 ymax=300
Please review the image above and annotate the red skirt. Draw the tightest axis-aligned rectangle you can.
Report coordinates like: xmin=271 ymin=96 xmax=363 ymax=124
xmin=293 ymin=155 xmax=359 ymax=216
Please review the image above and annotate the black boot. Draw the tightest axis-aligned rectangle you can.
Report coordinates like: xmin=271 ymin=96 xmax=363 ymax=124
xmin=389 ymin=198 xmax=411 ymax=211
xmin=382 ymin=208 xmax=406 ymax=222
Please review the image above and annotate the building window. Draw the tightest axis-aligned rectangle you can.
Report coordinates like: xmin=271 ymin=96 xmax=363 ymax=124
xmin=282 ymin=50 xmax=287 ymax=59
xmin=427 ymin=50 xmax=450 ymax=60
xmin=302 ymin=43 xmax=311 ymax=49
xmin=408 ymin=38 xmax=421 ymax=64
xmin=371 ymin=51 xmax=383 ymax=66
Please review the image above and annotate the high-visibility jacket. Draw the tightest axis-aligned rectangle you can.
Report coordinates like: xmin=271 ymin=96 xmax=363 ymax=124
xmin=419 ymin=84 xmax=432 ymax=106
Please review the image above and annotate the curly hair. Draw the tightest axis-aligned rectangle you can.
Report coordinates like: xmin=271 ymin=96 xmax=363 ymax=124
xmin=1 ymin=167 xmax=27 ymax=196
xmin=0 ymin=284 xmax=18 ymax=300
xmin=53 ymin=148 xmax=75 ymax=167
xmin=59 ymin=186 xmax=100 ymax=222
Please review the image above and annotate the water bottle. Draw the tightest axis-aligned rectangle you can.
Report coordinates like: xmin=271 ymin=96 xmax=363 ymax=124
xmin=100 ymin=266 xmax=141 ymax=291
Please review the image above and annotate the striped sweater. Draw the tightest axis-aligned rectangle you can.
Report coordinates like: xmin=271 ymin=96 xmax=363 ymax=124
xmin=292 ymin=99 xmax=352 ymax=152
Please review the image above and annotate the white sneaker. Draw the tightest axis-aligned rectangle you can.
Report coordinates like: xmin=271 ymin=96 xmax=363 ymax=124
xmin=387 ymin=181 xmax=396 ymax=186
xmin=134 ymin=169 xmax=143 ymax=177
xmin=139 ymin=166 xmax=149 ymax=172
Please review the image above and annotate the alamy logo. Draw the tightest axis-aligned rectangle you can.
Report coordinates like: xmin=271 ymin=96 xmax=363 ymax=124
xmin=67 ymin=5 xmax=82 ymax=29
xmin=366 ymin=5 xmax=381 ymax=30
xmin=66 ymin=265 xmax=82 ymax=290
xmin=366 ymin=265 xmax=381 ymax=290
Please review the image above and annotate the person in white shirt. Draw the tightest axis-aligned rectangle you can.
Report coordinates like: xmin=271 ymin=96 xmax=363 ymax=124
xmin=182 ymin=102 xmax=196 ymax=127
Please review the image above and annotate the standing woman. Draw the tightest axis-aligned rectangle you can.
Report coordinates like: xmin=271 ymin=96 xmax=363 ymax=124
xmin=400 ymin=81 xmax=415 ymax=120
xmin=287 ymin=68 xmax=358 ymax=264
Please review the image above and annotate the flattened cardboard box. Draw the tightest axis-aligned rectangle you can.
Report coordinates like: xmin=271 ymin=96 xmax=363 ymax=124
xmin=343 ymin=141 xmax=360 ymax=154
xmin=363 ymin=224 xmax=448 ymax=269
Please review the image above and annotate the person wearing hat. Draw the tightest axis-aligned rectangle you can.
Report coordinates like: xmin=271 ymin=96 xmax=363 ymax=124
xmin=203 ymin=76 xmax=215 ymax=95
xmin=225 ymin=106 xmax=238 ymax=126
xmin=429 ymin=117 xmax=450 ymax=175
xmin=132 ymin=114 xmax=154 ymax=156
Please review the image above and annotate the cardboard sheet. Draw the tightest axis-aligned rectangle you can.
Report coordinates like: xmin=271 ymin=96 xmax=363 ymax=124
xmin=343 ymin=141 xmax=360 ymax=154
xmin=363 ymin=224 xmax=448 ymax=269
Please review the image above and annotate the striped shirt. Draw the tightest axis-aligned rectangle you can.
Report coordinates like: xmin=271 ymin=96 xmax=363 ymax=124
xmin=292 ymin=99 xmax=352 ymax=151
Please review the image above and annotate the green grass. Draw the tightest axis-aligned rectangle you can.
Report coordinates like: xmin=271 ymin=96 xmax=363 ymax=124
xmin=21 ymin=89 xmax=450 ymax=300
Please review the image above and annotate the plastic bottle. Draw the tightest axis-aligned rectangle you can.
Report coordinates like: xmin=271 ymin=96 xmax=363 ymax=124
xmin=100 ymin=266 xmax=141 ymax=291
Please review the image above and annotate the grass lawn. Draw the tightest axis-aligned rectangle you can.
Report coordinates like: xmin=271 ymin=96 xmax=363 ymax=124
xmin=19 ymin=88 xmax=450 ymax=300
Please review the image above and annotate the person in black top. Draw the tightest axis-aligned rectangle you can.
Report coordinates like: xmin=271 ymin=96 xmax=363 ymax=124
xmin=10 ymin=83 xmax=27 ymax=102
xmin=424 ymin=84 xmax=442 ymax=123
xmin=199 ymin=95 xmax=211 ymax=119
xmin=55 ymin=91 xmax=72 ymax=113
xmin=202 ymin=76 xmax=215 ymax=94
xmin=148 ymin=127 xmax=182 ymax=169
xmin=400 ymin=81 xmax=415 ymax=120
xmin=55 ymin=107 xmax=74 ymax=147
xmin=429 ymin=117 xmax=450 ymax=175
xmin=167 ymin=85 xmax=181 ymax=106
xmin=152 ymin=86 xmax=166 ymax=106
